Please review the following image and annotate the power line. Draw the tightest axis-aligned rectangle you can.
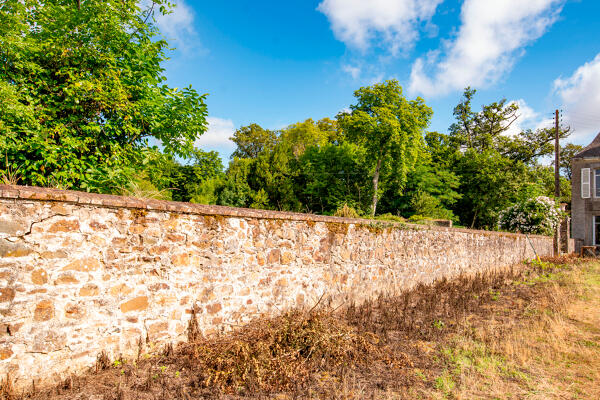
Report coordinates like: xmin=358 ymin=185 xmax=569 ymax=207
xmin=564 ymin=116 xmax=600 ymax=124
xmin=565 ymin=121 xmax=600 ymax=129
xmin=564 ymin=110 xmax=600 ymax=119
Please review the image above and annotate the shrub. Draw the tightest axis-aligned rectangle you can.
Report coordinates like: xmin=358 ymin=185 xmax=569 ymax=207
xmin=409 ymin=190 xmax=456 ymax=221
xmin=333 ymin=203 xmax=360 ymax=218
xmin=374 ymin=213 xmax=405 ymax=223
xmin=498 ymin=196 xmax=562 ymax=236
xmin=408 ymin=214 xmax=434 ymax=224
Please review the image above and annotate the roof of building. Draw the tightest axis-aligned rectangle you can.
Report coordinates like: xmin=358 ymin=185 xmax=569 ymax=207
xmin=574 ymin=132 xmax=600 ymax=159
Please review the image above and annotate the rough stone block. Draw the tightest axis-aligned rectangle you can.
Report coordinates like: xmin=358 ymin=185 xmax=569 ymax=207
xmin=79 ymin=284 xmax=100 ymax=297
xmin=31 ymin=269 xmax=48 ymax=285
xmin=62 ymin=258 xmax=102 ymax=272
xmin=40 ymin=250 xmax=68 ymax=259
xmin=34 ymin=300 xmax=54 ymax=321
xmin=54 ymin=273 xmax=79 ymax=285
xmin=0 ymin=346 xmax=13 ymax=360
xmin=206 ymin=303 xmax=222 ymax=314
xmin=120 ymin=296 xmax=149 ymax=313
xmin=48 ymin=219 xmax=80 ymax=233
xmin=147 ymin=321 xmax=169 ymax=341
xmin=109 ymin=283 xmax=133 ymax=297
xmin=32 ymin=330 xmax=67 ymax=353
xmin=0 ymin=218 xmax=29 ymax=237
xmin=267 ymin=249 xmax=280 ymax=264
xmin=0 ymin=240 xmax=32 ymax=258
xmin=0 ymin=287 xmax=15 ymax=302
xmin=64 ymin=303 xmax=86 ymax=319
xmin=171 ymin=253 xmax=190 ymax=266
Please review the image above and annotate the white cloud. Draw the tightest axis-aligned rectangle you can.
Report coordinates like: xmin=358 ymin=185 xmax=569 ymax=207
xmin=150 ymin=0 xmax=200 ymax=51
xmin=194 ymin=117 xmax=236 ymax=155
xmin=409 ymin=0 xmax=564 ymax=97
xmin=503 ymin=99 xmax=557 ymax=138
xmin=504 ymin=99 xmax=540 ymax=137
xmin=317 ymin=0 xmax=444 ymax=55
xmin=342 ymin=64 xmax=361 ymax=80
xmin=553 ymin=53 xmax=600 ymax=140
xmin=369 ymin=72 xmax=385 ymax=85
xmin=341 ymin=60 xmax=389 ymax=84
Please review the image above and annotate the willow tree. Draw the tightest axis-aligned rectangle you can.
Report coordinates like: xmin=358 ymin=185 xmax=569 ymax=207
xmin=338 ymin=80 xmax=432 ymax=216
xmin=0 ymin=0 xmax=208 ymax=192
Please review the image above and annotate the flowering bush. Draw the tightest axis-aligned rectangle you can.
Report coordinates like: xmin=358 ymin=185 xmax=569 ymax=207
xmin=498 ymin=196 xmax=562 ymax=236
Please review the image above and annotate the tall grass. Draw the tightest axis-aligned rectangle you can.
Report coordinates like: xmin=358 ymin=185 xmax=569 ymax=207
xmin=0 ymin=155 xmax=21 ymax=185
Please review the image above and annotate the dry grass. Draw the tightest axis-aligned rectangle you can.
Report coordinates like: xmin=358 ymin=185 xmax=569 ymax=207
xmin=0 ymin=156 xmax=21 ymax=185
xmin=120 ymin=180 xmax=171 ymax=200
xmin=333 ymin=203 xmax=360 ymax=219
xmin=2 ymin=256 xmax=599 ymax=400
xmin=439 ymin=258 xmax=600 ymax=400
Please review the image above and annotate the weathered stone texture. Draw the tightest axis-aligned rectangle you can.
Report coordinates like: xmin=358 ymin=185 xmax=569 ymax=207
xmin=0 ymin=185 xmax=553 ymax=389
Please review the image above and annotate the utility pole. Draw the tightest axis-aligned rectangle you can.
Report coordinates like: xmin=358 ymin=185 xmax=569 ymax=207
xmin=554 ymin=109 xmax=561 ymax=255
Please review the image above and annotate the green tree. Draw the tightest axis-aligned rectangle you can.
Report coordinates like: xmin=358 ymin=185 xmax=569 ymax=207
xmin=409 ymin=191 xmax=455 ymax=221
xmin=525 ymin=165 xmax=571 ymax=205
xmin=338 ymin=80 xmax=433 ymax=216
xmin=221 ymin=118 xmax=347 ymax=212
xmin=251 ymin=141 xmax=302 ymax=211
xmin=0 ymin=0 xmax=207 ymax=191
xmin=214 ymin=158 xmax=257 ymax=208
xmin=440 ymin=89 xmax=577 ymax=228
xmin=316 ymin=117 xmax=343 ymax=144
xmin=280 ymin=118 xmax=342 ymax=156
xmin=166 ymin=149 xmax=224 ymax=202
xmin=296 ymin=143 xmax=371 ymax=214
xmin=559 ymin=143 xmax=584 ymax=180
xmin=452 ymin=149 xmax=528 ymax=229
xmin=498 ymin=127 xmax=571 ymax=165
xmin=424 ymin=131 xmax=457 ymax=168
xmin=449 ymin=88 xmax=571 ymax=165
xmin=449 ymin=87 xmax=518 ymax=150
xmin=379 ymin=162 xmax=460 ymax=221
xmin=230 ymin=124 xmax=278 ymax=159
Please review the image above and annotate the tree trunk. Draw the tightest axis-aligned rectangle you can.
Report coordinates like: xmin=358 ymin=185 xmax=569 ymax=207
xmin=470 ymin=207 xmax=478 ymax=229
xmin=371 ymin=157 xmax=383 ymax=217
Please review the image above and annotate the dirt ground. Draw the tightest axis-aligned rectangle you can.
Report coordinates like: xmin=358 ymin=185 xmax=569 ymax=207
xmin=2 ymin=255 xmax=599 ymax=399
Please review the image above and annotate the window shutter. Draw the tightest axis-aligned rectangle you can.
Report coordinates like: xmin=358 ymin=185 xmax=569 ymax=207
xmin=582 ymin=168 xmax=591 ymax=198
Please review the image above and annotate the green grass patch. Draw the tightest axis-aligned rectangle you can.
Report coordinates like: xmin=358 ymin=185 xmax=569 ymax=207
xmin=434 ymin=369 xmax=456 ymax=396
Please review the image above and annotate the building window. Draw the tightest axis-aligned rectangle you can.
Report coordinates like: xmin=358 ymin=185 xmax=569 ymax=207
xmin=595 ymin=216 xmax=600 ymax=245
xmin=582 ymin=168 xmax=591 ymax=198
xmin=596 ymin=170 xmax=600 ymax=197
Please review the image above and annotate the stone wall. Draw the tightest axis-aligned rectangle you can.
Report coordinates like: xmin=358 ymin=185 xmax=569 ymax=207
xmin=0 ymin=185 xmax=553 ymax=389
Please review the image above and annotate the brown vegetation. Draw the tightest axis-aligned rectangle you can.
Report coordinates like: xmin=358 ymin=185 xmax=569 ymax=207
xmin=2 ymin=256 xmax=599 ymax=399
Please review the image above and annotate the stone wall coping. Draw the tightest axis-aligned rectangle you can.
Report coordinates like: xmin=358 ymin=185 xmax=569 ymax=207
xmin=0 ymin=184 xmax=550 ymax=240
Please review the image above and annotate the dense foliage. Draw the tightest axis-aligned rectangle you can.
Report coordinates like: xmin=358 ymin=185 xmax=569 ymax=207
xmin=337 ymin=80 xmax=432 ymax=215
xmin=181 ymin=85 xmax=573 ymax=231
xmin=0 ymin=0 xmax=207 ymax=192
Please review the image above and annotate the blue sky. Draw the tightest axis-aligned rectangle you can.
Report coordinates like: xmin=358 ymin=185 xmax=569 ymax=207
xmin=155 ymin=0 xmax=600 ymax=160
